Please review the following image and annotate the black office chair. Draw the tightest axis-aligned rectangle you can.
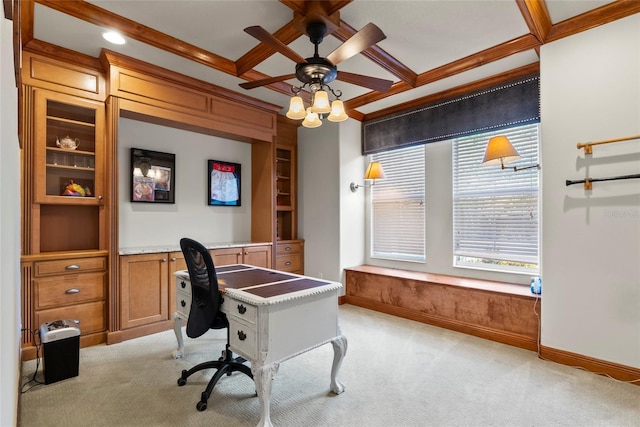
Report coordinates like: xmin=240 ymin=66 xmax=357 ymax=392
xmin=177 ymin=237 xmax=253 ymax=411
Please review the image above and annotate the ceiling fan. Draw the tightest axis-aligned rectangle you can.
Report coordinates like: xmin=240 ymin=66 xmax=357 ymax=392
xmin=239 ymin=21 xmax=394 ymax=93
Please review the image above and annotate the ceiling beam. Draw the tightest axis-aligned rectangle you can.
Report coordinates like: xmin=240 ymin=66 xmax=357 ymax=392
xmin=546 ymin=0 xmax=640 ymax=42
xmin=516 ymin=0 xmax=552 ymax=43
xmin=346 ymin=33 xmax=540 ymax=111
xmin=35 ymin=0 xmax=238 ymax=75
xmin=333 ymin=21 xmax=417 ymax=87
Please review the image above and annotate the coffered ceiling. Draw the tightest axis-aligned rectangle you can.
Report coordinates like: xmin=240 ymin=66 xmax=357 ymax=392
xmin=14 ymin=0 xmax=640 ymax=121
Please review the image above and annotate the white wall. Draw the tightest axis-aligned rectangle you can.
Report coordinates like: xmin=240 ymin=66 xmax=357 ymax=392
xmin=540 ymin=15 xmax=640 ymax=368
xmin=118 ymin=118 xmax=252 ymax=249
xmin=0 ymin=14 xmax=20 ymax=427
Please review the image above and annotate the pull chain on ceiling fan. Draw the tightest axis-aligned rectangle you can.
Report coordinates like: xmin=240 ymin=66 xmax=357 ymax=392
xmin=240 ymin=21 xmax=394 ymax=128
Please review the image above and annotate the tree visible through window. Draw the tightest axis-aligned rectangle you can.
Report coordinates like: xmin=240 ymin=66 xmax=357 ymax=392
xmin=452 ymin=124 xmax=540 ymax=274
xmin=370 ymin=145 xmax=425 ymax=262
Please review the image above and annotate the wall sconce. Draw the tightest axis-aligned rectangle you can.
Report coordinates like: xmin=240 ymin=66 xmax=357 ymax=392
xmin=350 ymin=161 xmax=386 ymax=192
xmin=482 ymin=135 xmax=540 ymax=171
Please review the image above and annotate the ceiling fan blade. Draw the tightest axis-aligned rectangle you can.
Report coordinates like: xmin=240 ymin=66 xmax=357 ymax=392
xmin=239 ymin=74 xmax=297 ymax=90
xmin=336 ymin=71 xmax=393 ymax=92
xmin=244 ymin=26 xmax=307 ymax=64
xmin=326 ymin=23 xmax=387 ymax=65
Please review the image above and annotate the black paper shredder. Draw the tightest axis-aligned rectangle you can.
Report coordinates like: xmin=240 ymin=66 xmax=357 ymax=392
xmin=39 ymin=319 xmax=80 ymax=384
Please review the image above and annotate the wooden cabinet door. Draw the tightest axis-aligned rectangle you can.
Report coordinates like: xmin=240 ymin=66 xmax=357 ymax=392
xmin=243 ymin=245 xmax=272 ymax=268
xmin=119 ymin=253 xmax=169 ymax=329
xmin=210 ymin=247 xmax=243 ymax=266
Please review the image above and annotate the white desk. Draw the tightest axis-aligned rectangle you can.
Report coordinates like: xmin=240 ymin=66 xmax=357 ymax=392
xmin=172 ymin=264 xmax=347 ymax=427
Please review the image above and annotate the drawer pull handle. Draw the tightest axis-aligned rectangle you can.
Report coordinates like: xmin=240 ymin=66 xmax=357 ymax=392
xmin=285 ymin=261 xmax=291 ymax=266
xmin=285 ymin=247 xmax=291 ymax=251
xmin=171 ymin=257 xmax=177 ymax=262
xmin=181 ymin=300 xmax=186 ymax=307
xmin=237 ymin=330 xmax=247 ymax=341
xmin=65 ymin=288 xmax=80 ymax=294
xmin=237 ymin=304 xmax=247 ymax=314
xmin=161 ymin=258 xmax=167 ymax=262
xmin=65 ymin=264 xmax=80 ymax=270
xmin=180 ymin=281 xmax=187 ymax=289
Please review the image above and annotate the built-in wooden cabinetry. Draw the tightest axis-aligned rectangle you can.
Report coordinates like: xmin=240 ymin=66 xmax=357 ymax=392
xmin=210 ymin=245 xmax=272 ymax=268
xmin=275 ymin=115 xmax=304 ymax=273
xmin=20 ymin=51 xmax=108 ymax=360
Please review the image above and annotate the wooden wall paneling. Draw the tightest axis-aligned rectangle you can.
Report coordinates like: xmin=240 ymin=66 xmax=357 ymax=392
xmin=106 ymin=96 xmax=119 ymax=339
xmin=251 ymin=139 xmax=275 ymax=244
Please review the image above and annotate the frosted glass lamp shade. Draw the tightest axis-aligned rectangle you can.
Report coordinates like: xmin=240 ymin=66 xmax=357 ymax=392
xmin=286 ymin=96 xmax=306 ymax=120
xmin=327 ymin=100 xmax=348 ymax=122
xmin=301 ymin=108 xmax=322 ymax=128
xmin=311 ymin=90 xmax=331 ymax=114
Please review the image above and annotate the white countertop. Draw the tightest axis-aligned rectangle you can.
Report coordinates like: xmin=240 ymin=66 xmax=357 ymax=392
xmin=119 ymin=241 xmax=271 ymax=256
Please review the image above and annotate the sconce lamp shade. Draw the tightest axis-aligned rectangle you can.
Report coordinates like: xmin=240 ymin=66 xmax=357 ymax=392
xmin=482 ymin=135 xmax=520 ymax=167
xmin=327 ymin=100 xmax=348 ymax=122
xmin=311 ymin=90 xmax=331 ymax=114
xmin=301 ymin=108 xmax=322 ymax=128
xmin=286 ymin=96 xmax=306 ymax=120
xmin=364 ymin=161 xmax=386 ymax=180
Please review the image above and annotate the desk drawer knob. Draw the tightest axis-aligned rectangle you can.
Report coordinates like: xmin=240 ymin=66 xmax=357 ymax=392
xmin=237 ymin=330 xmax=247 ymax=341
xmin=180 ymin=281 xmax=187 ymax=289
xmin=181 ymin=300 xmax=186 ymax=307
xmin=65 ymin=288 xmax=80 ymax=294
xmin=237 ymin=304 xmax=247 ymax=314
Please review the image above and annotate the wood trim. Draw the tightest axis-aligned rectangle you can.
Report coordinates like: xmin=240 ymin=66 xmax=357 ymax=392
xmin=363 ymin=62 xmax=539 ymax=122
xmin=24 ymin=39 xmax=103 ymax=72
xmin=345 ymin=34 xmax=540 ymax=112
xmin=540 ymin=345 xmax=640 ymax=385
xmin=19 ymin=0 xmax=33 ymax=48
xmin=106 ymin=98 xmax=120 ymax=335
xmin=516 ymin=0 xmax=552 ymax=43
xmin=546 ymin=0 xmax=640 ymax=43
xmin=35 ymin=0 xmax=237 ymax=75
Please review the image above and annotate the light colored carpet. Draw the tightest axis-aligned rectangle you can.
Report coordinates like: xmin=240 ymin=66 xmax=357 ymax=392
xmin=19 ymin=305 xmax=640 ymax=427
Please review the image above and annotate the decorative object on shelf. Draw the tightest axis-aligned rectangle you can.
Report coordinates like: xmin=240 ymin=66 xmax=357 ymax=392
xmin=56 ymin=135 xmax=80 ymax=150
xmin=239 ymin=22 xmax=393 ymax=129
xmin=577 ymin=134 xmax=640 ymax=154
xmin=61 ymin=179 xmax=91 ymax=197
xmin=350 ymin=161 xmax=386 ymax=192
xmin=131 ymin=148 xmax=176 ymax=203
xmin=482 ymin=135 xmax=540 ymax=171
xmin=208 ymin=160 xmax=241 ymax=206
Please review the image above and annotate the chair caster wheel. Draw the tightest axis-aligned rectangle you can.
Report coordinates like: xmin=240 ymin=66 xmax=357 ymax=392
xmin=177 ymin=378 xmax=186 ymax=386
xmin=196 ymin=401 xmax=207 ymax=411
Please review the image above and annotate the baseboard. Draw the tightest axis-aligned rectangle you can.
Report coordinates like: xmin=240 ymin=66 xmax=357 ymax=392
xmin=338 ymin=295 xmax=346 ymax=305
xmin=540 ymin=345 xmax=640 ymax=385
xmin=345 ymin=296 xmax=538 ymax=351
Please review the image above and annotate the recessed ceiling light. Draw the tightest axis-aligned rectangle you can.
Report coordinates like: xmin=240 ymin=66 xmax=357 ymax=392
xmin=102 ymin=31 xmax=125 ymax=45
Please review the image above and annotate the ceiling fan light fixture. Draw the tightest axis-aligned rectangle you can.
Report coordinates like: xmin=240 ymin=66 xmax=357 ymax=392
xmin=302 ymin=108 xmax=322 ymax=128
xmin=286 ymin=96 xmax=306 ymax=120
xmin=311 ymin=90 xmax=331 ymax=114
xmin=327 ymin=100 xmax=348 ymax=122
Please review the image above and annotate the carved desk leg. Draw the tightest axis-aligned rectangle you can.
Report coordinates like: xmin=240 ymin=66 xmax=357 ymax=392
xmin=171 ymin=312 xmax=185 ymax=359
xmin=330 ymin=335 xmax=347 ymax=394
xmin=252 ymin=362 xmax=280 ymax=427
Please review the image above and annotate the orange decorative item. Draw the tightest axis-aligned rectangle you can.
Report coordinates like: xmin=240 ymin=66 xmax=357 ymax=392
xmin=61 ymin=180 xmax=86 ymax=197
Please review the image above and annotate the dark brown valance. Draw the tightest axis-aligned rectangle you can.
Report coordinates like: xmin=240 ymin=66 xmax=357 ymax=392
xmin=362 ymin=74 xmax=540 ymax=154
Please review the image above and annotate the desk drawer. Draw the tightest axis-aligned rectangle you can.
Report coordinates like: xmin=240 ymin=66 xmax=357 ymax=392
xmin=36 ymin=300 xmax=106 ymax=335
xmin=176 ymin=277 xmax=192 ymax=296
xmin=176 ymin=289 xmax=191 ymax=318
xmin=225 ymin=296 xmax=257 ymax=325
xmin=228 ymin=318 xmax=257 ymax=360
xmin=35 ymin=272 xmax=106 ymax=309
xmin=34 ymin=257 xmax=107 ymax=277
xmin=276 ymin=253 xmax=301 ymax=272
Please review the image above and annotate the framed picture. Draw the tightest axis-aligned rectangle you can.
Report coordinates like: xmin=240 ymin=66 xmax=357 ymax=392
xmin=208 ymin=160 xmax=241 ymax=206
xmin=131 ymin=148 xmax=175 ymax=203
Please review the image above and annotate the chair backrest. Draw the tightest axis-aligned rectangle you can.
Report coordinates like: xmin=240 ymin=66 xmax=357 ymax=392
xmin=179 ymin=237 xmax=222 ymax=338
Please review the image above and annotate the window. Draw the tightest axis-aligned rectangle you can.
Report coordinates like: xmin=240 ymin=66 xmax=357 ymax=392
xmin=370 ymin=145 xmax=425 ymax=262
xmin=452 ymin=124 xmax=540 ymax=274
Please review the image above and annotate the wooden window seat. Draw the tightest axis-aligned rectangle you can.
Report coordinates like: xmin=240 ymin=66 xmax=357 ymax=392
xmin=344 ymin=265 xmax=540 ymax=351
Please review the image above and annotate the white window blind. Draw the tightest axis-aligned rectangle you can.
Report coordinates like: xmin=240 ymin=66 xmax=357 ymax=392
xmin=370 ymin=145 xmax=425 ymax=262
xmin=452 ymin=124 xmax=540 ymax=274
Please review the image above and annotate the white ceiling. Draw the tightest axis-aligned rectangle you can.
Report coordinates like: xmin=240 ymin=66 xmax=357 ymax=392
xmin=31 ymin=0 xmax=616 ymax=117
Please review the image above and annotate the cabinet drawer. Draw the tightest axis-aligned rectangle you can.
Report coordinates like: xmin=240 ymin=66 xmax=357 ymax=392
xmin=276 ymin=253 xmax=301 ymax=272
xmin=225 ymin=297 xmax=257 ymax=325
xmin=176 ymin=289 xmax=191 ymax=318
xmin=276 ymin=242 xmax=302 ymax=255
xmin=34 ymin=257 xmax=107 ymax=277
xmin=35 ymin=300 xmax=106 ymax=335
xmin=176 ymin=277 xmax=192 ymax=296
xmin=228 ymin=318 xmax=257 ymax=360
xmin=35 ymin=272 xmax=106 ymax=309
